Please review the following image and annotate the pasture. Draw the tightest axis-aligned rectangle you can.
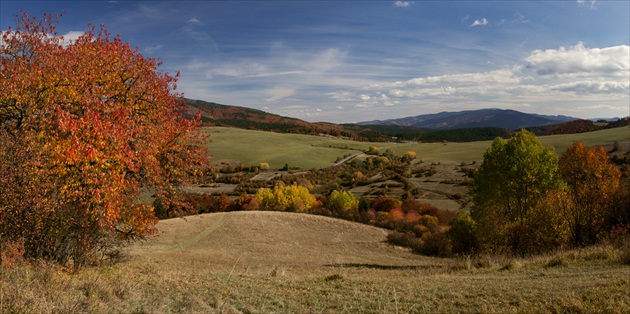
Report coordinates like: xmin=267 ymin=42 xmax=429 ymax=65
xmin=2 ymin=126 xmax=628 ymax=313
xmin=204 ymin=126 xmax=630 ymax=169
xmin=2 ymin=211 xmax=628 ymax=312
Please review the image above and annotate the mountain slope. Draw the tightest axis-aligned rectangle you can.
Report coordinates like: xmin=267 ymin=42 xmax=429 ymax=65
xmin=184 ymin=98 xmax=349 ymax=136
xmin=359 ymin=108 xmax=577 ymax=130
xmin=184 ymin=98 xmax=624 ymax=142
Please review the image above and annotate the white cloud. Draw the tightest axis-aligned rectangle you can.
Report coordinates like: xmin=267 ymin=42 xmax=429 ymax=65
xmin=328 ymin=91 xmax=355 ymax=101
xmin=55 ymin=30 xmax=85 ymax=47
xmin=394 ymin=1 xmax=413 ymax=8
xmin=266 ymin=86 xmax=295 ymax=102
xmin=470 ymin=18 xmax=488 ymax=27
xmin=577 ymin=0 xmax=598 ymax=9
xmin=342 ymin=41 xmax=629 ymax=118
xmin=550 ymin=80 xmax=629 ymax=95
xmin=210 ymin=62 xmax=268 ymax=77
xmin=374 ymin=67 xmax=522 ymax=89
xmin=306 ymin=48 xmax=346 ymax=73
xmin=512 ymin=13 xmax=529 ymax=24
xmin=143 ymin=44 xmax=163 ymax=54
xmin=525 ymin=42 xmax=629 ymax=78
xmin=576 ymin=104 xmax=627 ymax=111
xmin=187 ymin=17 xmax=203 ymax=25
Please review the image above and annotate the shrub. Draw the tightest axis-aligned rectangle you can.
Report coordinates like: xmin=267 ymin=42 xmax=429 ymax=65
xmin=327 ymin=190 xmax=359 ymax=216
xmin=449 ymin=212 xmax=478 ymax=254
xmin=0 ymin=240 xmax=25 ymax=269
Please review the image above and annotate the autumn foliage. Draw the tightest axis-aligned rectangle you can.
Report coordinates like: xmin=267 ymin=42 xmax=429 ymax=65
xmin=559 ymin=142 xmax=622 ymax=246
xmin=465 ymin=130 xmax=627 ymax=255
xmin=0 ymin=12 xmax=205 ymax=266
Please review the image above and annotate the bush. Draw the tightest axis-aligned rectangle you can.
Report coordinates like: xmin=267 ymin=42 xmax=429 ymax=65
xmin=254 ymin=183 xmax=316 ymax=212
xmin=449 ymin=212 xmax=478 ymax=254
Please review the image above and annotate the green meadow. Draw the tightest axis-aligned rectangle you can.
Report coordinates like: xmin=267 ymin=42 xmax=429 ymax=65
xmin=203 ymin=126 xmax=630 ymax=168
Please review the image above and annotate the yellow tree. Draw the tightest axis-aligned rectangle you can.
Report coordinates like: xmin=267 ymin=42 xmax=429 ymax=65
xmin=254 ymin=184 xmax=316 ymax=212
xmin=559 ymin=142 xmax=621 ymax=246
xmin=0 ymin=12 xmax=206 ymax=265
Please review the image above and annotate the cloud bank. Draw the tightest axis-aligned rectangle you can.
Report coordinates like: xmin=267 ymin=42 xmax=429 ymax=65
xmin=336 ymin=43 xmax=629 ymax=120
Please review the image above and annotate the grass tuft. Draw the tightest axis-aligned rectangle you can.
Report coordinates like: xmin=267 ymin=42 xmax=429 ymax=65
xmin=544 ymin=257 xmax=569 ymax=268
xmin=324 ymin=274 xmax=343 ymax=282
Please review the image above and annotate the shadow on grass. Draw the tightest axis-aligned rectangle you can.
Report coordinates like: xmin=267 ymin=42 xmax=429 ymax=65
xmin=325 ymin=263 xmax=443 ymax=270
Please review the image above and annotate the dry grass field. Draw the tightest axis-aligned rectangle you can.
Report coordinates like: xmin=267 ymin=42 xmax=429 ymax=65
xmin=2 ymin=211 xmax=628 ymax=313
xmin=2 ymin=126 xmax=629 ymax=313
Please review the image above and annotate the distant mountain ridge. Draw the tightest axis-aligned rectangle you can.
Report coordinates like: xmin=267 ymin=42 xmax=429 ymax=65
xmin=183 ymin=98 xmax=627 ymax=142
xmin=358 ymin=108 xmax=578 ymax=130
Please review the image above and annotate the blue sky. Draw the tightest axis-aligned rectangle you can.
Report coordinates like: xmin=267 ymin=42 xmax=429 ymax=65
xmin=1 ymin=1 xmax=629 ymax=123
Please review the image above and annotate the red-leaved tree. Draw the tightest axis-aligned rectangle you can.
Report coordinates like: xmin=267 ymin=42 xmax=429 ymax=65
xmin=0 ymin=11 xmax=207 ymax=266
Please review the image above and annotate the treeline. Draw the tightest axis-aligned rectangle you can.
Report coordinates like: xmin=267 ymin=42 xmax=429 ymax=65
xmin=527 ymin=118 xmax=629 ymax=136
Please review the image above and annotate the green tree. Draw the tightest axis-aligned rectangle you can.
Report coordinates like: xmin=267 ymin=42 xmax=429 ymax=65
xmin=327 ymin=190 xmax=359 ymax=212
xmin=448 ymin=212 xmax=478 ymax=254
xmin=470 ymin=130 xmax=562 ymax=254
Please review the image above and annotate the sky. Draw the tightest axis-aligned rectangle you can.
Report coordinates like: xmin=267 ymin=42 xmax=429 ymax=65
xmin=1 ymin=1 xmax=629 ymax=123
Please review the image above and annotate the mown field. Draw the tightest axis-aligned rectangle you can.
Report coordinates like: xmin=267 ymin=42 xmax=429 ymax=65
xmin=2 ymin=211 xmax=629 ymax=313
xmin=204 ymin=126 xmax=630 ymax=168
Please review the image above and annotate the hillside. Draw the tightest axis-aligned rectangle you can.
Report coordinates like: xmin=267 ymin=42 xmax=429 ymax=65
xmin=132 ymin=211 xmax=432 ymax=268
xmin=527 ymin=118 xmax=630 ymax=136
xmin=359 ymin=108 xmax=577 ymax=130
xmin=185 ymin=98 xmax=626 ymax=142
xmin=119 ymin=211 xmax=630 ymax=313
xmin=184 ymin=99 xmax=516 ymax=142
xmin=184 ymin=98 xmax=351 ymax=137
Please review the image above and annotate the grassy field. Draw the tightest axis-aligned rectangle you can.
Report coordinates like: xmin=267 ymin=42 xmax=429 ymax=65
xmin=204 ymin=126 xmax=630 ymax=168
xmin=2 ymin=211 xmax=628 ymax=313
xmin=2 ymin=126 xmax=628 ymax=312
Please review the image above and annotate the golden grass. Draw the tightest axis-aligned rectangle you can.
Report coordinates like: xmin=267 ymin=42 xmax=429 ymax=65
xmin=2 ymin=211 xmax=629 ymax=313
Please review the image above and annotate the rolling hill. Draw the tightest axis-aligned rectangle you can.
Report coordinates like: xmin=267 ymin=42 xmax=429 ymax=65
xmin=185 ymin=98 xmax=627 ymax=142
xmin=131 ymin=211 xmax=433 ymax=269
xmin=184 ymin=98 xmax=351 ymax=137
xmin=358 ymin=108 xmax=577 ymax=130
